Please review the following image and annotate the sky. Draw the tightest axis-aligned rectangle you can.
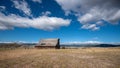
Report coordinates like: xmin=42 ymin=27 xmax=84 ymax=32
xmin=0 ymin=0 xmax=120 ymax=43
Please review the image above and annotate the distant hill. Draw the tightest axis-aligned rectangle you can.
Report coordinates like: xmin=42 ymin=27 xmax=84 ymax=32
xmin=0 ymin=43 xmax=22 ymax=48
xmin=0 ymin=43 xmax=120 ymax=49
xmin=93 ymin=44 xmax=120 ymax=47
xmin=0 ymin=43 xmax=36 ymax=48
xmin=61 ymin=44 xmax=120 ymax=48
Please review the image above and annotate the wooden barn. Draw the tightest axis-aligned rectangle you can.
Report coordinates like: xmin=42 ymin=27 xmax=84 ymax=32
xmin=35 ymin=38 xmax=60 ymax=49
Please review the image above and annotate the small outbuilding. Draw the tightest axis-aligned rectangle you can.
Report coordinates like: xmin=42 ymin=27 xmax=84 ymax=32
xmin=35 ymin=38 xmax=60 ymax=49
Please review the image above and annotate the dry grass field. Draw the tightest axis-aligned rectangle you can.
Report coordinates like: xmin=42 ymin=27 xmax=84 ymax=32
xmin=0 ymin=47 xmax=120 ymax=68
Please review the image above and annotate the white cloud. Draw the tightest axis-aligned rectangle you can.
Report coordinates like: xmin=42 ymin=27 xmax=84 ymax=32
xmin=84 ymin=41 xmax=101 ymax=44
xmin=0 ymin=6 xmax=6 ymax=11
xmin=55 ymin=0 xmax=80 ymax=16
xmin=12 ymin=0 xmax=31 ymax=16
xmin=62 ymin=41 xmax=102 ymax=45
xmin=41 ymin=11 xmax=51 ymax=16
xmin=0 ymin=40 xmax=38 ymax=43
xmin=80 ymin=20 xmax=104 ymax=30
xmin=0 ymin=12 xmax=71 ymax=30
xmin=55 ymin=0 xmax=120 ymax=30
xmin=96 ymin=21 xmax=104 ymax=26
xmin=81 ymin=24 xmax=99 ymax=31
xmin=32 ymin=0 xmax=42 ymax=3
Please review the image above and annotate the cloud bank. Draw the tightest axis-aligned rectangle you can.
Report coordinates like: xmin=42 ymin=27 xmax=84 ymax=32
xmin=0 ymin=12 xmax=70 ymax=30
xmin=0 ymin=0 xmax=71 ymax=31
xmin=56 ymin=0 xmax=120 ymax=30
xmin=62 ymin=41 xmax=102 ymax=45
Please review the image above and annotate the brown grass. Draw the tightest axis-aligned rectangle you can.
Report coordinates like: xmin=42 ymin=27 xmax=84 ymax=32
xmin=0 ymin=47 xmax=120 ymax=68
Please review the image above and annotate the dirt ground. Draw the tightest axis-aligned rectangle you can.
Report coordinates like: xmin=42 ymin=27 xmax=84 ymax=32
xmin=0 ymin=47 xmax=120 ymax=68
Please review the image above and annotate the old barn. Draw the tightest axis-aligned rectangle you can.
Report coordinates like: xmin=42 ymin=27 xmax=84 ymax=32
xmin=35 ymin=38 xmax=60 ymax=49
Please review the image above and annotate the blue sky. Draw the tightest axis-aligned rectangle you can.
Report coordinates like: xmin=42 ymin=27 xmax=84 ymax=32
xmin=0 ymin=0 xmax=120 ymax=43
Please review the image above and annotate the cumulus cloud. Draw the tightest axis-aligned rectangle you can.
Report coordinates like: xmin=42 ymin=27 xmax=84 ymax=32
xmin=32 ymin=0 xmax=42 ymax=3
xmin=81 ymin=24 xmax=99 ymax=31
xmin=12 ymin=0 xmax=31 ymax=16
xmin=0 ymin=12 xmax=71 ymax=30
xmin=55 ymin=0 xmax=80 ymax=16
xmin=62 ymin=41 xmax=102 ymax=45
xmin=0 ymin=6 xmax=6 ymax=11
xmin=56 ymin=0 xmax=120 ymax=30
xmin=41 ymin=11 xmax=51 ymax=16
xmin=84 ymin=41 xmax=102 ymax=44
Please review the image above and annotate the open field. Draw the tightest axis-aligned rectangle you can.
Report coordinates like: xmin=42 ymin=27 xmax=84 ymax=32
xmin=0 ymin=47 xmax=120 ymax=68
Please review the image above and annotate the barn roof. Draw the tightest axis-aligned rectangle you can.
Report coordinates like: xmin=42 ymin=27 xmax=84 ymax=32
xmin=37 ymin=38 xmax=59 ymax=46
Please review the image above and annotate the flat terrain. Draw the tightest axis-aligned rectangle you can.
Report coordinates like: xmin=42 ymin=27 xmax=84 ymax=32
xmin=0 ymin=47 xmax=120 ymax=68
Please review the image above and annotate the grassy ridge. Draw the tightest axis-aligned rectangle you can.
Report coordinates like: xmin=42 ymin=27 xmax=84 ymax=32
xmin=0 ymin=48 xmax=120 ymax=68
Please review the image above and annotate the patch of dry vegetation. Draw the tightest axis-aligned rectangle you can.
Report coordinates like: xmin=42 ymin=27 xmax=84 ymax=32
xmin=0 ymin=47 xmax=120 ymax=68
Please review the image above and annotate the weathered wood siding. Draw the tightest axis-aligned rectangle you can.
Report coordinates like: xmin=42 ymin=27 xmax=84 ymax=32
xmin=35 ymin=38 xmax=60 ymax=49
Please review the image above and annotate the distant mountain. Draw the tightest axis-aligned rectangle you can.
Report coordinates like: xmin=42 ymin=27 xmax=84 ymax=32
xmin=61 ymin=43 xmax=120 ymax=47
xmin=93 ymin=44 xmax=120 ymax=47
xmin=0 ymin=43 xmax=37 ymax=48
xmin=0 ymin=43 xmax=22 ymax=48
xmin=0 ymin=42 xmax=120 ymax=48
